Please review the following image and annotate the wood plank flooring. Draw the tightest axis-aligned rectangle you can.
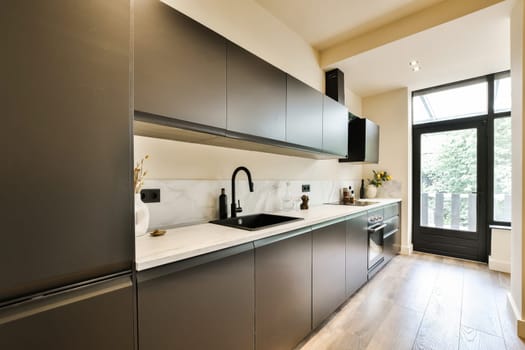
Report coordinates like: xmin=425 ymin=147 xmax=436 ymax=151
xmin=297 ymin=252 xmax=525 ymax=350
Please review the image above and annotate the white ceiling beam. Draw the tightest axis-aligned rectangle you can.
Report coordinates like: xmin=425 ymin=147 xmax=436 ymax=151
xmin=320 ymin=0 xmax=506 ymax=67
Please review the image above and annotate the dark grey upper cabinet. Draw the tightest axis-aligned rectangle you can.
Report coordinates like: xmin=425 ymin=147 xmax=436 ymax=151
xmin=346 ymin=213 xmax=368 ymax=297
xmin=138 ymin=245 xmax=254 ymax=350
xmin=255 ymin=230 xmax=312 ymax=350
xmin=227 ymin=43 xmax=286 ymax=141
xmin=3 ymin=0 xmax=132 ymax=302
xmin=286 ymin=75 xmax=323 ymax=149
xmin=0 ymin=277 xmax=133 ymax=350
xmin=134 ymin=0 xmax=227 ymax=128
xmin=322 ymin=96 xmax=348 ymax=156
xmin=312 ymin=219 xmax=347 ymax=328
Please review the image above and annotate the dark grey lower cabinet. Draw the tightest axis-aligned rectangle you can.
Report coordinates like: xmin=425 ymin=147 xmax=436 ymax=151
xmin=346 ymin=213 xmax=368 ymax=297
xmin=137 ymin=244 xmax=254 ymax=350
xmin=312 ymin=219 xmax=347 ymax=328
xmin=384 ymin=216 xmax=401 ymax=264
xmin=255 ymin=229 xmax=312 ymax=350
xmin=0 ymin=277 xmax=134 ymax=350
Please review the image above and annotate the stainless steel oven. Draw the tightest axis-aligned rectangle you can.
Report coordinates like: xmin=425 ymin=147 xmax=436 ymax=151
xmin=368 ymin=208 xmax=385 ymax=278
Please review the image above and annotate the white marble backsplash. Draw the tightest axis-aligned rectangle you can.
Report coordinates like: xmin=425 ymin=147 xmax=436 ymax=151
xmin=375 ymin=180 xmax=402 ymax=199
xmin=141 ymin=179 xmax=361 ymax=229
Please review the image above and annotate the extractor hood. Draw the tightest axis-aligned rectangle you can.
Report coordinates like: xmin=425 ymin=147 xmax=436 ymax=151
xmin=339 ymin=116 xmax=379 ymax=163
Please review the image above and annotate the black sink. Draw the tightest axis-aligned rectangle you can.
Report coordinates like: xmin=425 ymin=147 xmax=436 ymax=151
xmin=210 ymin=213 xmax=303 ymax=231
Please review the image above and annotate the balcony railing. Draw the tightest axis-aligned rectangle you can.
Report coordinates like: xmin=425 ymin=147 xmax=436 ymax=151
xmin=421 ymin=192 xmax=511 ymax=231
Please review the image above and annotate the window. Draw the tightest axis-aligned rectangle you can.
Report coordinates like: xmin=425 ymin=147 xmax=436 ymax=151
xmin=494 ymin=75 xmax=511 ymax=113
xmin=413 ymin=80 xmax=488 ymax=124
xmin=493 ymin=116 xmax=511 ymax=222
xmin=412 ymin=72 xmax=511 ymax=226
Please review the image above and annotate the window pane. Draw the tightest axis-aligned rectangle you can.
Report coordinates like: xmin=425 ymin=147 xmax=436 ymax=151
xmin=494 ymin=117 xmax=512 ymax=222
xmin=494 ymin=76 xmax=511 ymax=113
xmin=413 ymin=81 xmax=488 ymax=124
xmin=420 ymin=129 xmax=477 ymax=232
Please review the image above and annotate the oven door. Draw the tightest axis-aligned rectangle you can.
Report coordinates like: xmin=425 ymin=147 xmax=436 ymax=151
xmin=368 ymin=222 xmax=386 ymax=270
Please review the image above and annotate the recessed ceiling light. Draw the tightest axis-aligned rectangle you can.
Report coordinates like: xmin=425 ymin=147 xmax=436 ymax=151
xmin=409 ymin=60 xmax=419 ymax=66
xmin=412 ymin=66 xmax=421 ymax=72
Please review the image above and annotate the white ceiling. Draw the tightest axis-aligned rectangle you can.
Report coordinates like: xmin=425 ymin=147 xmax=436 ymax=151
xmin=333 ymin=2 xmax=511 ymax=97
xmin=256 ymin=0 xmax=511 ymax=97
xmin=255 ymin=0 xmax=445 ymax=49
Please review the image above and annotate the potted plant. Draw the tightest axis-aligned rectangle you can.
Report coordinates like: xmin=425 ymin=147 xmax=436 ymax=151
xmin=366 ymin=170 xmax=392 ymax=198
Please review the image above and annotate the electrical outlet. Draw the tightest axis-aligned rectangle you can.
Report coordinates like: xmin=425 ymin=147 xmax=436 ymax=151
xmin=140 ymin=189 xmax=160 ymax=203
xmin=301 ymin=184 xmax=310 ymax=193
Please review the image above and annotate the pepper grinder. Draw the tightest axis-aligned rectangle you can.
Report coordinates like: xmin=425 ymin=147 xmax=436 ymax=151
xmin=300 ymin=195 xmax=309 ymax=210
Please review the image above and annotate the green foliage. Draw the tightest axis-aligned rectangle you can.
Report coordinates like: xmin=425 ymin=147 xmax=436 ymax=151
xmin=494 ymin=117 xmax=512 ymax=194
xmin=421 ymin=129 xmax=477 ymax=195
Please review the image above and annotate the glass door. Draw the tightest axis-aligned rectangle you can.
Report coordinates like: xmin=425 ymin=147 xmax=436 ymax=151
xmin=413 ymin=120 xmax=487 ymax=261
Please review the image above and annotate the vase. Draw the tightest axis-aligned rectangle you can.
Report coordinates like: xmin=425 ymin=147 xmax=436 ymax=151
xmin=366 ymin=185 xmax=378 ymax=198
xmin=135 ymin=193 xmax=150 ymax=237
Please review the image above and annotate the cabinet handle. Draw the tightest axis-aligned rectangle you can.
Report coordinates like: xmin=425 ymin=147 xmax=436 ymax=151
xmin=311 ymin=216 xmax=348 ymax=230
xmin=137 ymin=243 xmax=254 ymax=282
xmin=254 ymin=227 xmax=311 ymax=248
xmin=383 ymin=229 xmax=398 ymax=239
xmin=0 ymin=276 xmax=131 ymax=325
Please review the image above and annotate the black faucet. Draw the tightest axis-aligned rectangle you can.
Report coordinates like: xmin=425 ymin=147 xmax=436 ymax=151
xmin=231 ymin=166 xmax=254 ymax=218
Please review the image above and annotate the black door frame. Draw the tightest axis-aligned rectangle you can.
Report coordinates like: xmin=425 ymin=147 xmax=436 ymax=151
xmin=413 ymin=118 xmax=488 ymax=261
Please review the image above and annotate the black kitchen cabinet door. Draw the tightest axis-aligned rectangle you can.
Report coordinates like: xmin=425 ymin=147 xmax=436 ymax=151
xmin=0 ymin=277 xmax=134 ymax=350
xmin=137 ymin=245 xmax=254 ymax=350
xmin=2 ymin=0 xmax=132 ymax=303
xmin=346 ymin=213 xmax=368 ymax=297
xmin=227 ymin=43 xmax=286 ymax=141
xmin=312 ymin=219 xmax=347 ymax=328
xmin=255 ymin=229 xmax=312 ymax=350
xmin=286 ymin=75 xmax=323 ymax=149
xmin=134 ymin=0 xmax=227 ymax=128
xmin=322 ymin=96 xmax=348 ymax=156
xmin=384 ymin=229 xmax=401 ymax=264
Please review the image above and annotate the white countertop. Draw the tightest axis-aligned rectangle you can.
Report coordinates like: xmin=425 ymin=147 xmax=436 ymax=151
xmin=135 ymin=198 xmax=401 ymax=271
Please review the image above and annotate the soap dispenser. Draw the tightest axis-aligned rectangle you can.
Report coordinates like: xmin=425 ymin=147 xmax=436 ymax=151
xmin=219 ymin=188 xmax=227 ymax=219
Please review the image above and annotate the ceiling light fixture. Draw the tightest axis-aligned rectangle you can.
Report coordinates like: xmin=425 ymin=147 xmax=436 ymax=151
xmin=409 ymin=60 xmax=421 ymax=72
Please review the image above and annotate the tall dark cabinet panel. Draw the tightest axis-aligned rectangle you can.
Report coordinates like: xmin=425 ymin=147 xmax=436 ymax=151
xmin=255 ymin=230 xmax=312 ymax=350
xmin=2 ymin=0 xmax=132 ymax=303
xmin=322 ymin=95 xmax=348 ymax=157
xmin=286 ymin=75 xmax=323 ymax=149
xmin=346 ymin=213 xmax=368 ymax=297
xmin=312 ymin=219 xmax=347 ymax=328
xmin=0 ymin=277 xmax=134 ymax=350
xmin=138 ymin=245 xmax=255 ymax=350
xmin=227 ymin=44 xmax=286 ymax=141
xmin=134 ymin=0 xmax=227 ymax=128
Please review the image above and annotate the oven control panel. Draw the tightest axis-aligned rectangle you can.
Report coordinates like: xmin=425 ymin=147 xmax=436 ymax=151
xmin=368 ymin=215 xmax=383 ymax=225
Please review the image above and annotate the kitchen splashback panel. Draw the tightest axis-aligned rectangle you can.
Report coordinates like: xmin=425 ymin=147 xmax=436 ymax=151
xmin=141 ymin=179 xmax=360 ymax=230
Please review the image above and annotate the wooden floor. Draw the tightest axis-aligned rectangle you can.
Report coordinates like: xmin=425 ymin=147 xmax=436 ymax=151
xmin=298 ymin=252 xmax=525 ymax=350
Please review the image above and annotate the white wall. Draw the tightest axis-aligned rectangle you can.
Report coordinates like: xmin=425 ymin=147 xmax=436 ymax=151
xmin=511 ymin=0 xmax=524 ymax=325
xmin=489 ymin=227 xmax=511 ymax=273
xmin=361 ymin=88 xmax=412 ymax=254
xmin=134 ymin=136 xmax=362 ymax=181
xmin=346 ymin=87 xmax=362 ymax=115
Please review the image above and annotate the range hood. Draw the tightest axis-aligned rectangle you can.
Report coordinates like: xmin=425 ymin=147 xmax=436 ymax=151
xmin=339 ymin=116 xmax=379 ymax=163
